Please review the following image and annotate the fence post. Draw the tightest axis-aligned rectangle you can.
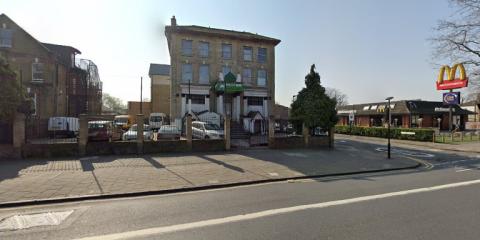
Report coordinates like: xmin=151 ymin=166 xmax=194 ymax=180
xmin=78 ymin=114 xmax=88 ymax=156
xmin=461 ymin=132 xmax=464 ymax=142
xmin=302 ymin=123 xmax=310 ymax=148
xmin=12 ymin=113 xmax=25 ymax=158
xmin=450 ymin=133 xmax=454 ymax=142
xmin=136 ymin=114 xmax=144 ymax=154
xmin=224 ymin=116 xmax=231 ymax=151
xmin=268 ymin=115 xmax=275 ymax=147
xmin=186 ymin=114 xmax=193 ymax=151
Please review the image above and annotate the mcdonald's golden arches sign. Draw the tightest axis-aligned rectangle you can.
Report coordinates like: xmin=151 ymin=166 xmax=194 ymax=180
xmin=436 ymin=63 xmax=469 ymax=90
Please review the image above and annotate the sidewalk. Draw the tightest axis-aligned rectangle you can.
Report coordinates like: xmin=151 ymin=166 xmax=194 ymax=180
xmin=336 ymin=134 xmax=480 ymax=153
xmin=0 ymin=148 xmax=418 ymax=206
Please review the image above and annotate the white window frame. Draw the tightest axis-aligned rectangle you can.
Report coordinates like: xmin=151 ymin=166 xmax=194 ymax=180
xmin=199 ymin=64 xmax=209 ymax=84
xmin=243 ymin=46 xmax=252 ymax=61
xmin=258 ymin=47 xmax=267 ymax=63
xmin=181 ymin=63 xmax=193 ymax=83
xmin=222 ymin=43 xmax=232 ymax=59
xmin=32 ymin=62 xmax=44 ymax=82
xmin=0 ymin=28 xmax=13 ymax=48
xmin=242 ymin=68 xmax=252 ymax=85
xmin=198 ymin=41 xmax=209 ymax=58
xmin=181 ymin=39 xmax=193 ymax=56
xmin=257 ymin=69 xmax=267 ymax=86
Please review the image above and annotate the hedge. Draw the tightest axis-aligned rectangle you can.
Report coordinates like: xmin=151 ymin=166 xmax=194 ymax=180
xmin=335 ymin=125 xmax=434 ymax=142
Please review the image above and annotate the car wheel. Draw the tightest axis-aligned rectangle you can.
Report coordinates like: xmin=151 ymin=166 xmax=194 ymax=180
xmin=204 ymin=135 xmax=210 ymax=140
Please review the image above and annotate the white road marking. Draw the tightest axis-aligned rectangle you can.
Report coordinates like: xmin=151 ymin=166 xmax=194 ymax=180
xmin=434 ymin=159 xmax=480 ymax=166
xmin=74 ymin=179 xmax=480 ymax=240
xmin=455 ymin=168 xmax=473 ymax=173
xmin=0 ymin=210 xmax=74 ymax=231
xmin=268 ymin=172 xmax=279 ymax=177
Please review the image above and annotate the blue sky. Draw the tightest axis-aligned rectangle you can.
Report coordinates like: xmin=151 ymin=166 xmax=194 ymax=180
xmin=1 ymin=0 xmax=456 ymax=106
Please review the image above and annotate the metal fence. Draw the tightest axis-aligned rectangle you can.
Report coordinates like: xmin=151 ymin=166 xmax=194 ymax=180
xmin=26 ymin=116 xmax=78 ymax=144
xmin=434 ymin=131 xmax=480 ymax=143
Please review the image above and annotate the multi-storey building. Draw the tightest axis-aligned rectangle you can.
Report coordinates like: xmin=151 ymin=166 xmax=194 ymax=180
xmin=0 ymin=13 xmax=102 ymax=137
xmin=164 ymin=16 xmax=280 ymax=126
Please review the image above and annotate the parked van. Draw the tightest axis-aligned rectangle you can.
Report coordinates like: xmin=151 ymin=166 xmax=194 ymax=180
xmin=47 ymin=117 xmax=79 ymax=138
xmin=113 ymin=115 xmax=133 ymax=130
xmin=149 ymin=113 xmax=167 ymax=130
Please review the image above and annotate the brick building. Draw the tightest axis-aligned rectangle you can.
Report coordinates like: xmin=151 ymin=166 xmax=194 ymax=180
xmin=163 ymin=16 xmax=281 ymax=127
xmin=0 ymin=13 xmax=102 ymax=137
xmin=337 ymin=100 xmax=472 ymax=130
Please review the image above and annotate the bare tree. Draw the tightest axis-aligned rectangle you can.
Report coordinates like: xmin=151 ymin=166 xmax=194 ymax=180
xmin=431 ymin=0 xmax=480 ymax=102
xmin=326 ymin=87 xmax=348 ymax=107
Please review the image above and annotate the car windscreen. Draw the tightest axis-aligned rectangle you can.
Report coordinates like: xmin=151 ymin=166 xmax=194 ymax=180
xmin=204 ymin=124 xmax=221 ymax=130
xmin=115 ymin=118 xmax=128 ymax=124
xmin=89 ymin=123 xmax=107 ymax=129
xmin=150 ymin=116 xmax=163 ymax=122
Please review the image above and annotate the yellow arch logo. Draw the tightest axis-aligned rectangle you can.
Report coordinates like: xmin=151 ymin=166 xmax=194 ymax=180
xmin=436 ymin=63 xmax=468 ymax=90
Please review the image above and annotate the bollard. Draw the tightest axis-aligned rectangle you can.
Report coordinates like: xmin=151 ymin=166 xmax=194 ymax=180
xmin=186 ymin=115 xmax=192 ymax=151
xmin=136 ymin=114 xmax=144 ymax=154
xmin=302 ymin=123 xmax=310 ymax=148
xmin=78 ymin=114 xmax=88 ymax=156
xmin=224 ymin=116 xmax=231 ymax=151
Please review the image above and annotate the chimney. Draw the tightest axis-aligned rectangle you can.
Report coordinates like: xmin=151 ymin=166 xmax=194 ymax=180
xmin=171 ymin=15 xmax=177 ymax=27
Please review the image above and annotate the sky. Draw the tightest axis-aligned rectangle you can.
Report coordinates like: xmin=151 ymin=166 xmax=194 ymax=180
xmin=1 ymin=0 xmax=459 ymax=106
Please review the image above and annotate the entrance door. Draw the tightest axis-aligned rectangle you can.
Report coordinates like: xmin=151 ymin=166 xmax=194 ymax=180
xmin=0 ymin=121 xmax=13 ymax=144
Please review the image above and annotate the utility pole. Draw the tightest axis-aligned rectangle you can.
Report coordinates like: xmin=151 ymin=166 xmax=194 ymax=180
xmin=140 ymin=76 xmax=143 ymax=114
xmin=386 ymin=97 xmax=394 ymax=159
xmin=448 ymin=89 xmax=453 ymax=131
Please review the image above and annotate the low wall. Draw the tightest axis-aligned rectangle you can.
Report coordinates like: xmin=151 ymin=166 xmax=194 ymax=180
xmin=23 ymin=143 xmax=78 ymax=158
xmin=308 ymin=136 xmax=330 ymax=148
xmin=192 ymin=139 xmax=225 ymax=152
xmin=143 ymin=140 xmax=190 ymax=154
xmin=269 ymin=136 xmax=304 ymax=149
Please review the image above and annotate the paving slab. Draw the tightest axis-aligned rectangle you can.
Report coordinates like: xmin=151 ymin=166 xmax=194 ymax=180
xmin=0 ymin=147 xmax=419 ymax=206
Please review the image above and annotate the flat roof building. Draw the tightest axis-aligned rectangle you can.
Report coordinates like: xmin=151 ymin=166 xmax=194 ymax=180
xmin=337 ymin=100 xmax=472 ymax=130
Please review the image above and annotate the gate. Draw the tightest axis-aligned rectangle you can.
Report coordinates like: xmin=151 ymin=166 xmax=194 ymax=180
xmin=0 ymin=121 xmax=13 ymax=144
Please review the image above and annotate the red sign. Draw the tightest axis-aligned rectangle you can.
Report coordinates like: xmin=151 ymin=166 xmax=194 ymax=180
xmin=436 ymin=78 xmax=468 ymax=90
xmin=436 ymin=64 xmax=468 ymax=90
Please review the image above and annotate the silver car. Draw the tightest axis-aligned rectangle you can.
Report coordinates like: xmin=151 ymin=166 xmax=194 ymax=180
xmin=122 ymin=124 xmax=153 ymax=141
xmin=192 ymin=121 xmax=224 ymax=139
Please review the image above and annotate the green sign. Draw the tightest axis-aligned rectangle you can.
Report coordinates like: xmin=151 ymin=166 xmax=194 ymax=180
xmin=213 ymin=72 xmax=244 ymax=94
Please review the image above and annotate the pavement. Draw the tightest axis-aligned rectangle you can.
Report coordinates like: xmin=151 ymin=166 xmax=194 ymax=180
xmin=1 ymin=139 xmax=480 ymax=240
xmin=0 ymin=144 xmax=418 ymax=206
xmin=336 ymin=134 xmax=480 ymax=153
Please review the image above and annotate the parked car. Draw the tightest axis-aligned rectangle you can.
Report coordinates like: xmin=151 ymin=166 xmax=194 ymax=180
xmin=87 ymin=120 xmax=123 ymax=141
xmin=149 ymin=113 xmax=167 ymax=130
xmin=156 ymin=125 xmax=181 ymax=140
xmin=192 ymin=121 xmax=224 ymax=139
xmin=122 ymin=124 xmax=153 ymax=141
xmin=47 ymin=117 xmax=79 ymax=138
xmin=114 ymin=115 xmax=133 ymax=131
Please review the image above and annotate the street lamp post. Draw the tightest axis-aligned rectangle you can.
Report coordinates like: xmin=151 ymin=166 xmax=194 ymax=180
xmin=385 ymin=97 xmax=393 ymax=159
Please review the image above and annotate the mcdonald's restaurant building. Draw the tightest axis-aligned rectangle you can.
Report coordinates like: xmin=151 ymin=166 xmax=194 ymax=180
xmin=337 ymin=100 xmax=473 ymax=130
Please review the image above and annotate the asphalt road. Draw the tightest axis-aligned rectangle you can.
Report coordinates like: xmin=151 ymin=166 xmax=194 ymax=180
xmin=1 ymin=139 xmax=480 ymax=240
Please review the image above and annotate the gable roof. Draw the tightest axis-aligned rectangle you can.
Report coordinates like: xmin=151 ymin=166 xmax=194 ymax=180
xmin=149 ymin=64 xmax=170 ymax=76
xmin=165 ymin=25 xmax=281 ymax=45
xmin=0 ymin=13 xmax=52 ymax=54
xmin=42 ymin=43 xmax=81 ymax=66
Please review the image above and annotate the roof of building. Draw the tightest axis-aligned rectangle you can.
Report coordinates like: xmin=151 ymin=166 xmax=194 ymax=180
xmin=165 ymin=25 xmax=281 ymax=45
xmin=42 ymin=43 xmax=81 ymax=66
xmin=273 ymin=104 xmax=290 ymax=119
xmin=149 ymin=64 xmax=170 ymax=76
xmin=337 ymin=100 xmax=473 ymax=116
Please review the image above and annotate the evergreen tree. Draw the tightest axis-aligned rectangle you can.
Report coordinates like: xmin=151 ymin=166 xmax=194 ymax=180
xmin=0 ymin=57 xmax=27 ymax=120
xmin=290 ymin=64 xmax=338 ymax=134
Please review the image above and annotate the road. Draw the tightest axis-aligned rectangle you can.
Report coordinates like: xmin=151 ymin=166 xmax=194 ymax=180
xmin=1 ymin=139 xmax=480 ymax=240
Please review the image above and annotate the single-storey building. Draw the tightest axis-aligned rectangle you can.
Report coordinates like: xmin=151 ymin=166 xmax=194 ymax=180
xmin=337 ymin=100 xmax=473 ymax=130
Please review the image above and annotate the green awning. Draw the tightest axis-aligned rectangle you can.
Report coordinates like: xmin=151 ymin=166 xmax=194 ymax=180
xmin=213 ymin=72 xmax=244 ymax=94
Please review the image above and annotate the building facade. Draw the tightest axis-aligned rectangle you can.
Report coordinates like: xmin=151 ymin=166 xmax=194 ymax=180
xmin=0 ymin=14 xmax=102 ymax=137
xmin=149 ymin=63 xmax=170 ymax=115
xmin=164 ymin=16 xmax=280 ymax=125
xmin=337 ymin=100 xmax=472 ymax=130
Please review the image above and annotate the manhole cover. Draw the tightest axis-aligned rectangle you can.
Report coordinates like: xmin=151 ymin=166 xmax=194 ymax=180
xmin=0 ymin=210 xmax=74 ymax=231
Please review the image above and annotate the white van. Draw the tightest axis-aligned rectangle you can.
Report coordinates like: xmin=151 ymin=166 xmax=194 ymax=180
xmin=149 ymin=113 xmax=167 ymax=130
xmin=47 ymin=117 xmax=79 ymax=138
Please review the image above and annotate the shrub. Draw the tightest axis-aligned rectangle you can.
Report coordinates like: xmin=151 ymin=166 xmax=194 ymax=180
xmin=335 ymin=125 xmax=434 ymax=142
